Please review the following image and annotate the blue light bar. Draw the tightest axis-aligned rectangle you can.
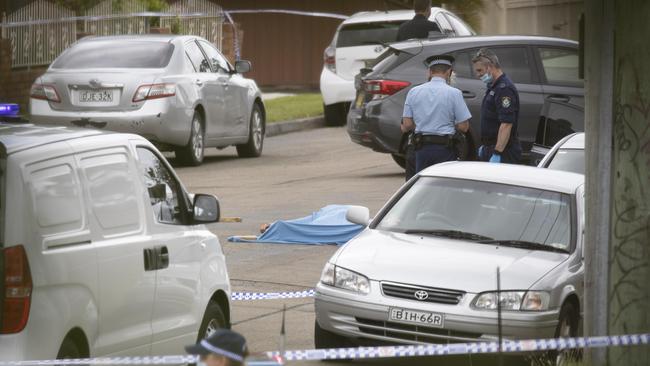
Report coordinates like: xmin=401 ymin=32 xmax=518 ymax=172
xmin=0 ymin=103 xmax=19 ymax=116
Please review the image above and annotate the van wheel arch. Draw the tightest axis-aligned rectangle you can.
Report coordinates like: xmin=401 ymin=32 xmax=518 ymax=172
xmin=57 ymin=328 xmax=89 ymax=359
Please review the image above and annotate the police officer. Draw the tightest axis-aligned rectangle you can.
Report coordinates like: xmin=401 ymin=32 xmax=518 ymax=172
xmin=401 ymin=55 xmax=471 ymax=173
xmin=396 ymin=0 xmax=440 ymax=42
xmin=471 ymin=48 xmax=522 ymax=164
xmin=185 ymin=329 xmax=249 ymax=366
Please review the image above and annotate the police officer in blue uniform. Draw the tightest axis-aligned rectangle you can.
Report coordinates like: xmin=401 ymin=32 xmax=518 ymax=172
xmin=401 ymin=54 xmax=471 ymax=173
xmin=471 ymin=48 xmax=522 ymax=164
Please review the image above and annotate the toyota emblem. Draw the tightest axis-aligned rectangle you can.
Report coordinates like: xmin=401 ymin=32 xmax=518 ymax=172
xmin=374 ymin=46 xmax=384 ymax=53
xmin=414 ymin=290 xmax=429 ymax=301
xmin=89 ymin=79 xmax=101 ymax=89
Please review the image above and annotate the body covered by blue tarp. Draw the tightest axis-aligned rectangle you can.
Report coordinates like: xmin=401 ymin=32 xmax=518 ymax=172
xmin=228 ymin=205 xmax=364 ymax=245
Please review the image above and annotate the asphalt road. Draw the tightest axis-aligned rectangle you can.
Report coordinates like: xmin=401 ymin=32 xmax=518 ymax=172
xmin=173 ymin=127 xmax=530 ymax=366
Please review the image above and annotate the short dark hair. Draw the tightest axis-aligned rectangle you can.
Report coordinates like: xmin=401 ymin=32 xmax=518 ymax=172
xmin=430 ymin=64 xmax=451 ymax=74
xmin=472 ymin=48 xmax=501 ymax=68
xmin=413 ymin=0 xmax=430 ymax=13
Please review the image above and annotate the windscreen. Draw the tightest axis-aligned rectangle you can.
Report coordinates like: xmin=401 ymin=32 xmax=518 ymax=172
xmin=336 ymin=21 xmax=404 ymax=48
xmin=547 ymin=149 xmax=584 ymax=175
xmin=376 ymin=177 xmax=573 ymax=251
xmin=52 ymin=41 xmax=175 ymax=69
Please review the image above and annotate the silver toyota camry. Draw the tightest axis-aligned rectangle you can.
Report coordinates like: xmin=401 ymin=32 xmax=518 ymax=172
xmin=30 ymin=35 xmax=265 ymax=166
xmin=315 ymin=162 xmax=585 ymax=347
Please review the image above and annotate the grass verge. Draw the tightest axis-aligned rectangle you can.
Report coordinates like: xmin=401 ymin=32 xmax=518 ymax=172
xmin=264 ymin=93 xmax=323 ymax=123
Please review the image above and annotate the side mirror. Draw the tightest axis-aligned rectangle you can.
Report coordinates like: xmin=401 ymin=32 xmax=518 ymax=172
xmin=193 ymin=194 xmax=220 ymax=223
xmin=346 ymin=206 xmax=370 ymax=226
xmin=234 ymin=60 xmax=251 ymax=74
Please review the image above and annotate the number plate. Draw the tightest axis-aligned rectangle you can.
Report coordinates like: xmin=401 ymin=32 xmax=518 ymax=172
xmin=389 ymin=307 xmax=444 ymax=328
xmin=79 ymin=90 xmax=114 ymax=103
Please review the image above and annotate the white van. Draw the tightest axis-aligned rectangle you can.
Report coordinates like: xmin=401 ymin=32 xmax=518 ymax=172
xmin=0 ymin=122 xmax=231 ymax=361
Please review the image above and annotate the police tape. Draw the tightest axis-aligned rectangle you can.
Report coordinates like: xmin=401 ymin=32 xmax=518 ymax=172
xmin=266 ymin=333 xmax=650 ymax=361
xmin=0 ymin=356 xmax=198 ymax=366
xmin=230 ymin=289 xmax=315 ymax=301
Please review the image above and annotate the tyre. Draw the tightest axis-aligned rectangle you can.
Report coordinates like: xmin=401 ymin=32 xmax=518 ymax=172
xmin=236 ymin=103 xmax=265 ymax=158
xmin=176 ymin=112 xmax=205 ymax=166
xmin=314 ymin=320 xmax=349 ymax=349
xmin=391 ymin=153 xmax=406 ymax=169
xmin=197 ymin=302 xmax=227 ymax=341
xmin=57 ymin=338 xmax=81 ymax=360
xmin=553 ymin=302 xmax=581 ymax=365
xmin=323 ymin=102 xmax=347 ymax=127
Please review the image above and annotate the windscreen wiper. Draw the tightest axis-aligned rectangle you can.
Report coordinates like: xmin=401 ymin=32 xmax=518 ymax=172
xmin=476 ymin=240 xmax=569 ymax=254
xmin=404 ymin=229 xmax=493 ymax=241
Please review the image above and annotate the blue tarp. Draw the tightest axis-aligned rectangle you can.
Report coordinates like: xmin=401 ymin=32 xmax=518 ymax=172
xmin=228 ymin=205 xmax=364 ymax=245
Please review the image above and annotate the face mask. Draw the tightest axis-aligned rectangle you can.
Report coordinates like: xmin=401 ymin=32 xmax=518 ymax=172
xmin=480 ymin=72 xmax=493 ymax=86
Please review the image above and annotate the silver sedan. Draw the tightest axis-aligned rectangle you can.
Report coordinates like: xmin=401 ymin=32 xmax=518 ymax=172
xmin=30 ymin=35 xmax=265 ymax=166
xmin=315 ymin=162 xmax=585 ymax=347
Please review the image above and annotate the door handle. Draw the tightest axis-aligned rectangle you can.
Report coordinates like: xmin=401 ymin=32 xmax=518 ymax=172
xmin=547 ymin=94 xmax=570 ymax=103
xmin=154 ymin=246 xmax=169 ymax=270
xmin=222 ymin=82 xmax=229 ymax=88
xmin=195 ymin=80 xmax=203 ymax=86
xmin=462 ymin=91 xmax=476 ymax=99
xmin=143 ymin=248 xmax=157 ymax=271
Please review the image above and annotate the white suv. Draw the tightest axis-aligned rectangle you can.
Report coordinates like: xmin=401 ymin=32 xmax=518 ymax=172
xmin=319 ymin=8 xmax=475 ymax=126
xmin=0 ymin=122 xmax=231 ymax=361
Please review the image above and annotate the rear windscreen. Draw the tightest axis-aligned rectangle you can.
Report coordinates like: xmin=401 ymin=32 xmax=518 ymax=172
xmin=336 ymin=21 xmax=404 ymax=48
xmin=52 ymin=41 xmax=175 ymax=69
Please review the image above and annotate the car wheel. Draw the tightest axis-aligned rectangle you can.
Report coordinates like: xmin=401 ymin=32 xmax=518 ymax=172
xmin=57 ymin=338 xmax=81 ymax=361
xmin=553 ymin=302 xmax=581 ymax=365
xmin=323 ymin=103 xmax=347 ymax=127
xmin=236 ymin=103 xmax=264 ymax=158
xmin=197 ymin=302 xmax=227 ymax=341
xmin=176 ymin=112 xmax=205 ymax=166
xmin=314 ymin=320 xmax=349 ymax=349
xmin=391 ymin=153 xmax=406 ymax=169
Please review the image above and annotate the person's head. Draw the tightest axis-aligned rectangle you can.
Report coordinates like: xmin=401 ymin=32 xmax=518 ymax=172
xmin=472 ymin=48 xmax=502 ymax=85
xmin=413 ymin=0 xmax=431 ymax=18
xmin=425 ymin=55 xmax=454 ymax=83
xmin=185 ymin=329 xmax=249 ymax=366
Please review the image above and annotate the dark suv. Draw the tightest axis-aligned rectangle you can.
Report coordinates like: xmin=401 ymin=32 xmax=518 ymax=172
xmin=347 ymin=35 xmax=583 ymax=166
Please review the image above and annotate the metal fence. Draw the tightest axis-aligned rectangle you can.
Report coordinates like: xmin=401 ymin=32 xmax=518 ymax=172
xmin=0 ymin=0 xmax=225 ymax=69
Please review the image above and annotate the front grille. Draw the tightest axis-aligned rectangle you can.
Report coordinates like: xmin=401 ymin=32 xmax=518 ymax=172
xmin=381 ymin=282 xmax=465 ymax=305
xmin=355 ymin=317 xmax=483 ymax=344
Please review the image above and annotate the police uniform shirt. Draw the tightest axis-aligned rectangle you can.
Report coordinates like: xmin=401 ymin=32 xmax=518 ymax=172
xmin=403 ymin=77 xmax=472 ymax=136
xmin=480 ymin=73 xmax=519 ymax=141
xmin=396 ymin=14 xmax=441 ymax=41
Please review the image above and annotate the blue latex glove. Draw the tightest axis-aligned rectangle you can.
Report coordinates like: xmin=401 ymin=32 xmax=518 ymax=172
xmin=478 ymin=145 xmax=485 ymax=159
xmin=489 ymin=153 xmax=501 ymax=163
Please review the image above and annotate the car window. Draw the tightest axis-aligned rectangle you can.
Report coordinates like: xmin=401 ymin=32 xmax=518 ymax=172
xmin=184 ymin=53 xmax=197 ymax=73
xmin=376 ymin=177 xmax=572 ymax=251
xmin=541 ymin=102 xmax=584 ymax=146
xmin=198 ymin=40 xmax=231 ymax=74
xmin=336 ymin=21 xmax=404 ymax=47
xmin=52 ymin=42 xmax=174 ymax=69
xmin=445 ymin=14 xmax=474 ymax=36
xmin=137 ymin=147 xmax=186 ymax=225
xmin=491 ymin=47 xmax=533 ymax=84
xmin=186 ymin=41 xmax=211 ymax=73
xmin=547 ymin=149 xmax=585 ymax=175
xmin=538 ymin=47 xmax=581 ymax=84
xmin=435 ymin=14 xmax=454 ymax=35
xmin=451 ymin=50 xmax=473 ymax=78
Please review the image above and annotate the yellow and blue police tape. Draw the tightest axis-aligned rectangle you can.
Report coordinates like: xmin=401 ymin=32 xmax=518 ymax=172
xmin=230 ymin=289 xmax=315 ymax=301
xmin=267 ymin=333 xmax=649 ymax=361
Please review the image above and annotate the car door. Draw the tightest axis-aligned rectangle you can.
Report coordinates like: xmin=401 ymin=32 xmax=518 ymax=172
xmin=134 ymin=145 xmax=204 ymax=356
xmin=533 ymin=45 xmax=584 ymax=108
xmin=198 ymin=40 xmax=248 ymax=139
xmin=186 ymin=40 xmax=227 ymax=143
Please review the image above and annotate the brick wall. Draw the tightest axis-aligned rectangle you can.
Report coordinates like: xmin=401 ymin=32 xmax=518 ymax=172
xmin=0 ymin=39 xmax=47 ymax=113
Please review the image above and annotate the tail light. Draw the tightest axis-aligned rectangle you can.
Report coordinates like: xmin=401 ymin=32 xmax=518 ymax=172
xmin=324 ymin=45 xmax=336 ymax=73
xmin=132 ymin=83 xmax=176 ymax=103
xmin=30 ymin=83 xmax=61 ymax=103
xmin=1 ymin=245 xmax=33 ymax=334
xmin=363 ymin=80 xmax=411 ymax=98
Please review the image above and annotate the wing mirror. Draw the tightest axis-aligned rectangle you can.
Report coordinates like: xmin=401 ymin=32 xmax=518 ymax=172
xmin=193 ymin=194 xmax=220 ymax=223
xmin=346 ymin=206 xmax=370 ymax=226
xmin=234 ymin=60 xmax=251 ymax=74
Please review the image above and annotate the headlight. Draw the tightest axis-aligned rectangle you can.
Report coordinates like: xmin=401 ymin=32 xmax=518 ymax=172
xmin=473 ymin=291 xmax=550 ymax=311
xmin=319 ymin=263 xmax=370 ymax=295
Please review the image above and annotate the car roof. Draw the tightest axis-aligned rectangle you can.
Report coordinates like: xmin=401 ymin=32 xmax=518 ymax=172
xmin=419 ymin=161 xmax=584 ymax=194
xmin=559 ymin=132 xmax=584 ymax=149
xmin=343 ymin=8 xmax=444 ymax=24
xmin=77 ymin=34 xmax=196 ymax=43
xmin=391 ymin=35 xmax=578 ymax=51
xmin=0 ymin=122 xmax=123 ymax=156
